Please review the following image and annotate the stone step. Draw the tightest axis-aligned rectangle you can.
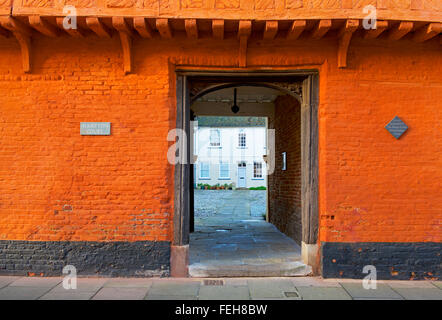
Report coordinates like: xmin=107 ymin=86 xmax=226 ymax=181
xmin=189 ymin=261 xmax=312 ymax=277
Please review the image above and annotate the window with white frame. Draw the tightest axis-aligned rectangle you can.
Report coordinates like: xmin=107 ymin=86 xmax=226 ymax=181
xmin=253 ymin=162 xmax=263 ymax=178
xmin=209 ymin=129 xmax=221 ymax=147
xmin=219 ymin=162 xmax=230 ymax=179
xmin=199 ymin=162 xmax=210 ymax=179
xmin=238 ymin=131 xmax=246 ymax=148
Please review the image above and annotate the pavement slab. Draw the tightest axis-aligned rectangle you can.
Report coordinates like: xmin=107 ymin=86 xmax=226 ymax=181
xmin=381 ymin=280 xmax=436 ymax=289
xmin=248 ymin=278 xmax=297 ymax=299
xmin=292 ymin=277 xmax=341 ymax=287
xmin=39 ymin=290 xmax=97 ymax=300
xmin=145 ymin=295 xmax=198 ymax=300
xmin=392 ymin=288 xmax=442 ymax=300
xmin=198 ymin=286 xmax=250 ymax=300
xmin=149 ymin=281 xmax=201 ymax=296
xmin=296 ymin=287 xmax=352 ymax=300
xmin=104 ymin=278 xmax=153 ymax=288
xmin=92 ymin=287 xmax=149 ymax=300
xmin=0 ymin=276 xmax=21 ymax=289
xmin=8 ymin=277 xmax=62 ymax=288
xmin=0 ymin=286 xmax=51 ymax=300
xmin=50 ymin=278 xmax=107 ymax=292
xmin=340 ymin=283 xmax=403 ymax=300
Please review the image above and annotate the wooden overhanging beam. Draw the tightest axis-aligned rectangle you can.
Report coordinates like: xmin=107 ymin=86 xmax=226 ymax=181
xmin=238 ymin=20 xmax=251 ymax=68
xmin=413 ymin=23 xmax=442 ymax=42
xmin=156 ymin=18 xmax=172 ymax=38
xmin=0 ymin=17 xmax=33 ymax=73
xmin=212 ymin=20 xmax=224 ymax=40
xmin=133 ymin=17 xmax=153 ymax=38
xmin=263 ymin=21 xmax=278 ymax=40
xmin=388 ymin=21 xmax=413 ymax=40
xmin=29 ymin=16 xmax=59 ymax=37
xmin=311 ymin=20 xmax=332 ymax=39
xmin=185 ymin=19 xmax=198 ymax=39
xmin=112 ymin=17 xmax=134 ymax=74
xmin=287 ymin=20 xmax=306 ymax=40
xmin=55 ymin=17 xmax=86 ymax=37
xmin=337 ymin=19 xmax=359 ymax=68
xmin=363 ymin=20 xmax=388 ymax=39
xmin=86 ymin=17 xmax=112 ymax=38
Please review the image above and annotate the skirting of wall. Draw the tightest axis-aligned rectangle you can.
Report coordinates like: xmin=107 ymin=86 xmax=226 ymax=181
xmin=321 ymin=242 xmax=441 ymax=280
xmin=0 ymin=240 xmax=170 ymax=277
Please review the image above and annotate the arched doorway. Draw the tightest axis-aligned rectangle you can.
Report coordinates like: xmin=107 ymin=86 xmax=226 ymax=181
xmin=171 ymin=71 xmax=319 ymax=277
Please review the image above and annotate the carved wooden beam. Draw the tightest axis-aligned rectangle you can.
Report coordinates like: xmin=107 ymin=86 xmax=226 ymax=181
xmin=55 ymin=17 xmax=86 ymax=37
xmin=263 ymin=21 xmax=278 ymax=40
xmin=86 ymin=17 xmax=112 ymax=38
xmin=413 ymin=23 xmax=442 ymax=43
xmin=311 ymin=20 xmax=332 ymax=39
xmin=363 ymin=20 xmax=388 ymax=39
xmin=212 ymin=20 xmax=224 ymax=40
xmin=29 ymin=16 xmax=59 ymax=37
xmin=0 ymin=17 xmax=33 ymax=73
xmin=112 ymin=17 xmax=133 ymax=74
xmin=185 ymin=19 xmax=198 ymax=39
xmin=238 ymin=20 xmax=251 ymax=68
xmin=337 ymin=19 xmax=359 ymax=68
xmin=287 ymin=20 xmax=306 ymax=40
xmin=133 ymin=17 xmax=153 ymax=38
xmin=388 ymin=21 xmax=413 ymax=40
xmin=156 ymin=18 xmax=172 ymax=39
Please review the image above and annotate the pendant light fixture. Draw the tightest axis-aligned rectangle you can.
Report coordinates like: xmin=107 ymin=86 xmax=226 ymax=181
xmin=231 ymin=88 xmax=239 ymax=114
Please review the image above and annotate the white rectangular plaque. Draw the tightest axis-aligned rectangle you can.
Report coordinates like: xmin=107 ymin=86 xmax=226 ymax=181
xmin=80 ymin=122 xmax=111 ymax=135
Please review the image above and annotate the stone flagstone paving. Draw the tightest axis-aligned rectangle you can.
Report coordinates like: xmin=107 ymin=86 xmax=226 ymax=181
xmin=0 ymin=276 xmax=440 ymax=300
xmin=191 ymin=190 xmax=310 ymax=277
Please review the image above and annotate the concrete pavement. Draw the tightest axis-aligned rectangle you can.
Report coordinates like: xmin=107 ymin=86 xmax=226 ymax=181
xmin=0 ymin=276 xmax=440 ymax=300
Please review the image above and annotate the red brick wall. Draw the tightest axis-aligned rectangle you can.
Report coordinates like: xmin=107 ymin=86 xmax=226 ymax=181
xmin=268 ymin=95 xmax=302 ymax=244
xmin=0 ymin=33 xmax=440 ymax=245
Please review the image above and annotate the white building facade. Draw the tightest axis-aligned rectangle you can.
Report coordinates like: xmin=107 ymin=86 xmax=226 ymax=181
xmin=194 ymin=117 xmax=267 ymax=189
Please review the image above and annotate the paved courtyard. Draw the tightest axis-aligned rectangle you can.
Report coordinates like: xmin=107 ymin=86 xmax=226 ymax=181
xmin=191 ymin=189 xmax=309 ymax=277
xmin=0 ymin=276 xmax=440 ymax=300
xmin=194 ymin=189 xmax=266 ymax=218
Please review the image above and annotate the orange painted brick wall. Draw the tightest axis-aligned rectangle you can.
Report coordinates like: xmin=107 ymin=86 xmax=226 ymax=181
xmin=0 ymin=33 xmax=440 ymax=244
